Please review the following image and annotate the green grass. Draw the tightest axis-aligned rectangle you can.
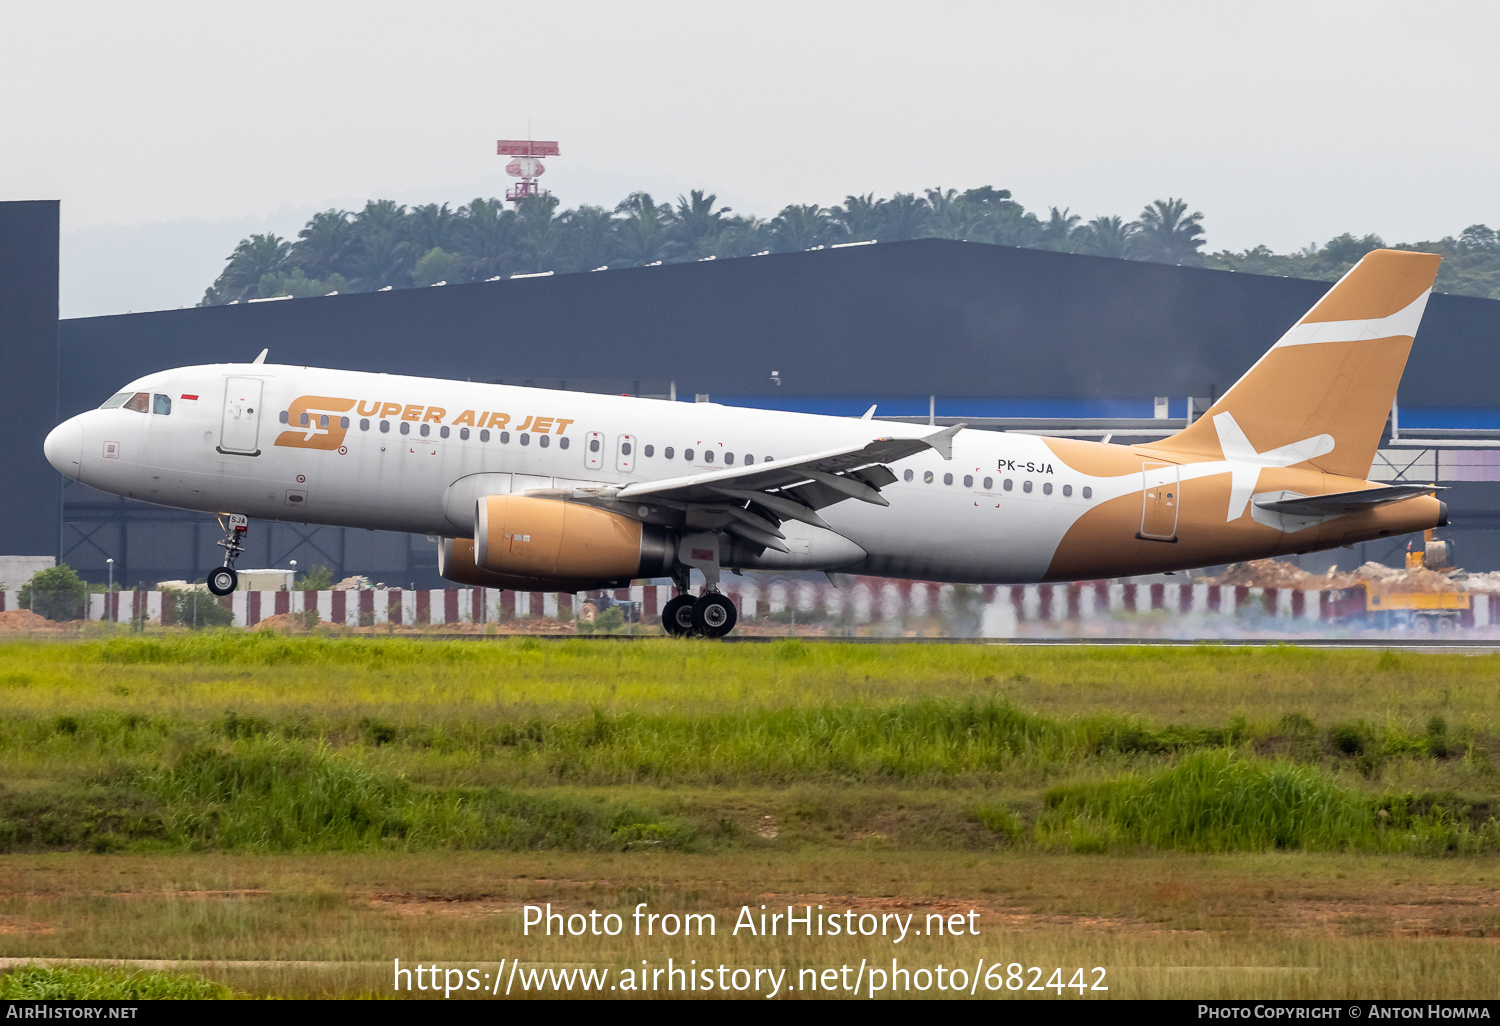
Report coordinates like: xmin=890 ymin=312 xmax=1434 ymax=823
xmin=0 ymin=635 xmax=1494 ymax=857
xmin=0 ymin=964 xmax=234 ymax=999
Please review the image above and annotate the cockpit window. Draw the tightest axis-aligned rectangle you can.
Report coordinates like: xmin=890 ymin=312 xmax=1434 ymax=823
xmin=123 ymin=392 xmax=150 ymax=413
xmin=153 ymin=394 xmax=171 ymax=415
xmin=99 ymin=392 xmax=131 ymax=410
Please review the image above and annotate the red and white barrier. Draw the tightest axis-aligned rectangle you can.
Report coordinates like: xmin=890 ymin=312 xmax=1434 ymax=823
xmin=2 ymin=577 xmax=1493 ymax=633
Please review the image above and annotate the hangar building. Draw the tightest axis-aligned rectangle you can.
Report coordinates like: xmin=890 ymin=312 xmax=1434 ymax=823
xmin=3 ymin=199 xmax=1497 ymax=587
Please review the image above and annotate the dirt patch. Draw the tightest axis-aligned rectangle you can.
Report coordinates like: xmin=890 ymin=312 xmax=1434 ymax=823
xmin=252 ymin=613 xmax=304 ymax=632
xmin=0 ymin=610 xmax=73 ymax=633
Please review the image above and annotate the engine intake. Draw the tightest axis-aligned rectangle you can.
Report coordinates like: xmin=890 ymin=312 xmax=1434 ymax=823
xmin=466 ymin=494 xmax=672 ymax=588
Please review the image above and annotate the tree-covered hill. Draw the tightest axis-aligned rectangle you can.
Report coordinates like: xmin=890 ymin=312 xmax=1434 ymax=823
xmin=200 ymin=188 xmax=1500 ymax=305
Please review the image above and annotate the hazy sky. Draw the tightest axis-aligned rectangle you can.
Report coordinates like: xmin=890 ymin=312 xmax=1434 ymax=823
xmin=4 ymin=0 xmax=1498 ymax=315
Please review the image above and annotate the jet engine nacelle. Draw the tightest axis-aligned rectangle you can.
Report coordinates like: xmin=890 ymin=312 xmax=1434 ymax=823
xmin=455 ymin=494 xmax=672 ymax=590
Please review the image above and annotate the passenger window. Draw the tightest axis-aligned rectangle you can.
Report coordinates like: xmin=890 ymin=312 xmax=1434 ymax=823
xmin=400 ymin=422 xmax=410 ymax=435
xmin=684 ymin=449 xmax=695 ymax=461
xmin=279 ymin=411 xmax=289 ymax=424
xmin=379 ymin=420 xmax=390 ymax=433
xmin=590 ymin=438 xmax=600 ymax=452
xmin=665 ymin=447 xmax=675 ymax=459
xmin=764 ymin=456 xmax=773 ymax=463
xmin=460 ymin=427 xmax=470 ymax=440
xmin=419 ymin=423 xmax=430 ymax=437
xmin=621 ymin=441 xmax=632 ymax=455
xmin=923 ymin=471 xmax=933 ymax=484
xmin=963 ymin=475 xmax=973 ymax=488
xmin=1043 ymin=482 xmax=1052 ymax=495
xmin=704 ymin=450 xmax=714 ymax=463
xmin=99 ymin=392 xmax=131 ymax=410
xmin=340 ymin=416 xmax=349 ymax=429
xmin=725 ymin=452 xmax=734 ymax=464
xmin=744 ymin=454 xmax=753 ymax=464
xmin=500 ymin=431 xmax=509 ymax=443
xmin=1003 ymin=478 xmax=1013 ymax=491
xmin=644 ymin=445 xmax=655 ymax=457
xmin=559 ymin=436 xmax=569 ymax=449
xmin=360 ymin=418 xmax=369 ymax=431
xmin=480 ymin=429 xmax=491 ymax=442
xmin=903 ymin=469 xmax=913 ymax=482
xmin=440 ymin=426 xmax=450 ymax=438
xmin=1082 ymin=486 xmax=1093 ymax=500
xmin=983 ymin=477 xmax=993 ymax=489
xmin=1062 ymin=484 xmax=1072 ymax=497
xmin=943 ymin=473 xmax=953 ymax=485
xmin=1023 ymin=480 xmax=1033 ymax=493
xmin=320 ymin=414 xmax=329 ymax=428
xmin=539 ymin=435 xmax=550 ymax=448
xmin=300 ymin=412 xmax=310 ymax=426
xmin=520 ymin=433 xmax=530 ymax=446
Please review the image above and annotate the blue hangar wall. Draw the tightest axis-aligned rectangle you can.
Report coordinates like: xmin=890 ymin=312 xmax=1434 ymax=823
xmin=0 ymin=200 xmax=60 ymax=563
xmin=41 ymin=234 xmax=1500 ymax=587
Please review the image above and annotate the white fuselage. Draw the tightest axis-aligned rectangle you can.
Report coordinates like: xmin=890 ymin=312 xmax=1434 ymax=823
xmin=46 ymin=362 xmax=1139 ymax=584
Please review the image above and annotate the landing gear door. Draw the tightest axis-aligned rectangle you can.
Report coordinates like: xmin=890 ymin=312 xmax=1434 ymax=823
xmin=219 ymin=376 xmax=264 ymax=456
xmin=1139 ymin=461 xmax=1180 ymax=541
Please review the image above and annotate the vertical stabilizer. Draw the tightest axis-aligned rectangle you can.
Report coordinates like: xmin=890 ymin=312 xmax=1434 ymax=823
xmin=1146 ymin=249 xmax=1441 ymax=478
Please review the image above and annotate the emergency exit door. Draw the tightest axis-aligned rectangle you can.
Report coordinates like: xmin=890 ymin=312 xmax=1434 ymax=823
xmin=219 ymin=377 xmax=264 ymax=455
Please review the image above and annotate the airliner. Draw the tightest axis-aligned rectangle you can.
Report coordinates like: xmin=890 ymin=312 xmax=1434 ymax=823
xmin=43 ymin=250 xmax=1446 ymax=637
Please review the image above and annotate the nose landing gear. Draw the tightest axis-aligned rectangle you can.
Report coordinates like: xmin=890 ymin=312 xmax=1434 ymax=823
xmin=206 ymin=513 xmax=249 ymax=596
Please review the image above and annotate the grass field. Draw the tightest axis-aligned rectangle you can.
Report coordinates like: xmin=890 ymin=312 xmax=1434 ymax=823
xmin=0 ymin=635 xmax=1496 ymax=998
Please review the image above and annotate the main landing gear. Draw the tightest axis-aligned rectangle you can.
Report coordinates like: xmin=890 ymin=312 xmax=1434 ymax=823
xmin=661 ymin=563 xmax=739 ymax=639
xmin=206 ymin=513 xmax=249 ymax=596
xmin=661 ymin=591 xmax=739 ymax=639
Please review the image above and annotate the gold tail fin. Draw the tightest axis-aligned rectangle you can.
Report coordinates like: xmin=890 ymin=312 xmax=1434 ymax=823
xmin=1147 ymin=249 xmax=1441 ymax=478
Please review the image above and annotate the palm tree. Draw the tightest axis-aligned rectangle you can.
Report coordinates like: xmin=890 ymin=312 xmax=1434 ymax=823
xmin=1131 ymin=198 xmax=1206 ymax=265
xmin=288 ymin=210 xmax=356 ymax=281
xmin=875 ymin=193 xmax=931 ymax=241
xmin=769 ymin=204 xmax=837 ymax=252
xmin=560 ymin=204 xmax=618 ymax=271
xmin=1038 ymin=207 xmax=1081 ymax=252
xmin=613 ymin=192 xmax=671 ymax=266
xmin=831 ymin=193 xmax=880 ymax=242
xmin=666 ymin=190 xmax=732 ymax=259
xmin=346 ymin=228 xmax=412 ymax=291
xmin=354 ymin=199 xmax=408 ymax=235
xmin=203 ymin=233 xmax=291 ymax=303
xmin=1074 ymin=215 xmax=1137 ymax=259
xmin=513 ymin=194 xmax=565 ymax=272
xmin=454 ymin=197 xmax=518 ymax=280
xmin=403 ymin=203 xmax=457 ymax=256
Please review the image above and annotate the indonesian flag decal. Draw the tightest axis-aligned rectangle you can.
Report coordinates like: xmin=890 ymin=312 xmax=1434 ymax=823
xmin=180 ymin=394 xmax=199 ymax=403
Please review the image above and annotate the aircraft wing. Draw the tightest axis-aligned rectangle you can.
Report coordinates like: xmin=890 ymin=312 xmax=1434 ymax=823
xmin=565 ymin=425 xmax=962 ymax=549
xmin=1253 ymin=483 xmax=1443 ymax=517
xmin=614 ymin=424 xmax=959 ymax=505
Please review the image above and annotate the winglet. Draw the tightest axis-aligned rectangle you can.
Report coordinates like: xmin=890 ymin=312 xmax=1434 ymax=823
xmin=922 ymin=422 xmax=964 ymax=460
xmin=860 ymin=404 xmax=877 ymax=420
xmin=252 ymin=348 xmax=269 ymax=365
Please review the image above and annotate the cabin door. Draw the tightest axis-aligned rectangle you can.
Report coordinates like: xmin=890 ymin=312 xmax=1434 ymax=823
xmin=219 ymin=377 xmax=264 ymax=455
xmin=1140 ymin=462 xmax=1180 ymax=541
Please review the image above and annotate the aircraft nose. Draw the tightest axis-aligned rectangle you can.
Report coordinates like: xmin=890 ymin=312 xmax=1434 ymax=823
xmin=44 ymin=416 xmax=84 ymax=479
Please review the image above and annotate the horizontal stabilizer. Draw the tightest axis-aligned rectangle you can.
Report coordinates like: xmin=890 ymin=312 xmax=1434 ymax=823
xmin=1253 ymin=484 xmax=1443 ymax=517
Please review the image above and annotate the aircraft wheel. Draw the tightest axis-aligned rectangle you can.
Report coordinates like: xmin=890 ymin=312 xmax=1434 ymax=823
xmin=207 ymin=566 xmax=238 ymax=596
xmin=692 ymin=593 xmax=738 ymax=638
xmin=662 ymin=595 xmax=696 ymax=637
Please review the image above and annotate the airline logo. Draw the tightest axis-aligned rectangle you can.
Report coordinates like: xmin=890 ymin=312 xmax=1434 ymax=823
xmin=275 ymin=396 xmax=357 ymax=451
xmin=274 ymin=395 xmax=577 ymax=450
